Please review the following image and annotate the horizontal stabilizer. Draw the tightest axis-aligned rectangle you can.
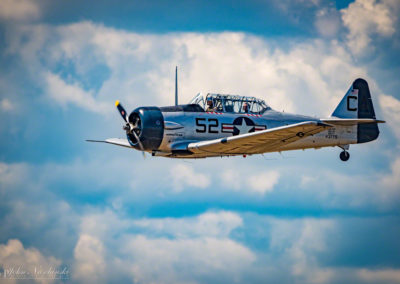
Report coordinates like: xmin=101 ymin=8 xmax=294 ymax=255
xmin=321 ymin=118 xmax=385 ymax=126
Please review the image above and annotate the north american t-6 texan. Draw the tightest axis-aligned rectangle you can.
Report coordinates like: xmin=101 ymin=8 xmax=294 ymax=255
xmin=88 ymin=68 xmax=385 ymax=161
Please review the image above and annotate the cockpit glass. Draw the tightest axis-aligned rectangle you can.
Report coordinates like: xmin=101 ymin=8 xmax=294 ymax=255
xmin=189 ymin=93 xmax=271 ymax=114
xmin=188 ymin=93 xmax=205 ymax=109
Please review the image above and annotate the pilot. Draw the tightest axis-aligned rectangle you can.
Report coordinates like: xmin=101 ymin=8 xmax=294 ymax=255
xmin=242 ymin=102 xmax=249 ymax=113
xmin=206 ymin=98 xmax=215 ymax=112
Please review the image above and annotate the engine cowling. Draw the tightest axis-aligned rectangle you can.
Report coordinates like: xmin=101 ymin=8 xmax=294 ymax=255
xmin=127 ymin=107 xmax=164 ymax=151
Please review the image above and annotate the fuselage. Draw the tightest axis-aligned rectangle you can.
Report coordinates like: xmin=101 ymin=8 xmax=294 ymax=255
xmin=144 ymin=106 xmax=357 ymax=158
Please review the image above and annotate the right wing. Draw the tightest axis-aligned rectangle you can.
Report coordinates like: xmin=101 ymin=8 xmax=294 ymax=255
xmin=86 ymin=138 xmax=132 ymax=148
xmin=188 ymin=121 xmax=331 ymax=155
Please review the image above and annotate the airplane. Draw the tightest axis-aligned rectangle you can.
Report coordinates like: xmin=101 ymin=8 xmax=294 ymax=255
xmin=88 ymin=68 xmax=385 ymax=161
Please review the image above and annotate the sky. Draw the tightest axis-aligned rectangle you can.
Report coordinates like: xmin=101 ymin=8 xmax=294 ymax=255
xmin=0 ymin=0 xmax=400 ymax=283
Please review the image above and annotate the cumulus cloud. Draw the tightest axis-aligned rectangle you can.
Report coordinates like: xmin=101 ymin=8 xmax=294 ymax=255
xmin=221 ymin=168 xmax=280 ymax=194
xmin=70 ymin=210 xmax=254 ymax=284
xmin=0 ymin=98 xmax=14 ymax=111
xmin=125 ymin=235 xmax=255 ymax=284
xmin=315 ymin=8 xmax=341 ymax=38
xmin=357 ymin=268 xmax=400 ymax=283
xmin=341 ymin=0 xmax=399 ymax=55
xmin=379 ymin=94 xmax=400 ymax=141
xmin=134 ymin=211 xmax=243 ymax=238
xmin=0 ymin=239 xmax=62 ymax=284
xmin=44 ymin=72 xmax=111 ymax=114
xmin=298 ymin=153 xmax=400 ymax=211
xmin=0 ymin=0 xmax=40 ymax=21
xmin=285 ymin=219 xmax=335 ymax=283
xmin=73 ymin=234 xmax=106 ymax=284
xmin=248 ymin=171 xmax=280 ymax=194
xmin=6 ymin=21 xmax=370 ymax=117
xmin=170 ymin=163 xmax=210 ymax=192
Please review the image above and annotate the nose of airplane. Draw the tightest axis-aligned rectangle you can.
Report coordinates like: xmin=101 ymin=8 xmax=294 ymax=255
xmin=127 ymin=107 xmax=164 ymax=151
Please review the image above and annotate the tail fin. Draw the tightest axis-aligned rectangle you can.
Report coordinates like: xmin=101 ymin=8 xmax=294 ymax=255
xmin=332 ymin=78 xmax=380 ymax=143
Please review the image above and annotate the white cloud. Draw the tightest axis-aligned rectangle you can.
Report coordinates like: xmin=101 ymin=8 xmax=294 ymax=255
xmin=70 ymin=210 xmax=254 ymax=284
xmin=248 ymin=171 xmax=280 ymax=194
xmin=0 ymin=162 xmax=28 ymax=193
xmin=7 ymin=22 xmax=371 ymax=117
xmin=44 ymin=72 xmax=111 ymax=114
xmin=221 ymin=168 xmax=280 ymax=194
xmin=341 ymin=0 xmax=399 ymax=55
xmin=357 ymin=268 xmax=400 ymax=283
xmin=170 ymin=163 xmax=210 ymax=192
xmin=73 ymin=234 xmax=106 ymax=284
xmin=0 ymin=0 xmax=40 ymax=21
xmin=379 ymin=157 xmax=400 ymax=205
xmin=289 ymin=220 xmax=335 ymax=283
xmin=0 ymin=98 xmax=14 ymax=111
xmin=0 ymin=239 xmax=62 ymax=284
xmin=379 ymin=94 xmax=400 ymax=141
xmin=297 ymin=153 xmax=400 ymax=210
xmin=268 ymin=218 xmax=335 ymax=284
xmin=134 ymin=211 xmax=243 ymax=238
xmin=124 ymin=235 xmax=255 ymax=284
xmin=315 ymin=8 xmax=341 ymax=38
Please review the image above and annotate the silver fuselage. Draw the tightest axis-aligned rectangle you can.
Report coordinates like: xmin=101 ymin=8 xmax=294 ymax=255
xmin=155 ymin=109 xmax=356 ymax=158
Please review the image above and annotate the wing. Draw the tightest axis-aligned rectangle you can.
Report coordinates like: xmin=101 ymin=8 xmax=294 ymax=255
xmin=188 ymin=121 xmax=331 ymax=155
xmin=86 ymin=138 xmax=132 ymax=148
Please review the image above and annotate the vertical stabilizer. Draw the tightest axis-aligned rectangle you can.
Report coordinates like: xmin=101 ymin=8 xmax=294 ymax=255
xmin=331 ymin=78 xmax=379 ymax=143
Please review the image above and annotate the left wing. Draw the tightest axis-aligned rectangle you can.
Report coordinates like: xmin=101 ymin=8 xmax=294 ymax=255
xmin=188 ymin=121 xmax=331 ymax=155
xmin=86 ymin=138 xmax=132 ymax=148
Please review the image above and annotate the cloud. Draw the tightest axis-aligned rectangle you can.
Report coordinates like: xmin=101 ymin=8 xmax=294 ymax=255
xmin=6 ymin=21 xmax=371 ymax=118
xmin=44 ymin=72 xmax=111 ymax=114
xmin=0 ymin=98 xmax=14 ymax=111
xmin=379 ymin=94 xmax=400 ymax=141
xmin=315 ymin=8 xmax=341 ymax=38
xmin=73 ymin=234 xmax=106 ymax=284
xmin=341 ymin=0 xmax=399 ymax=55
xmin=66 ymin=208 xmax=400 ymax=283
xmin=170 ymin=163 xmax=210 ymax=192
xmin=357 ymin=268 xmax=400 ymax=283
xmin=221 ymin=169 xmax=280 ymax=194
xmin=248 ymin=171 xmax=280 ymax=194
xmin=134 ymin=211 xmax=243 ymax=238
xmin=69 ymin=210 xmax=254 ymax=284
xmin=124 ymin=235 xmax=255 ymax=284
xmin=0 ymin=0 xmax=40 ymax=21
xmin=0 ymin=239 xmax=62 ymax=284
xmin=286 ymin=219 xmax=335 ymax=283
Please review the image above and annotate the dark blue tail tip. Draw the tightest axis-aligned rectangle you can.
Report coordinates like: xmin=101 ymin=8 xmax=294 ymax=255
xmin=353 ymin=78 xmax=368 ymax=89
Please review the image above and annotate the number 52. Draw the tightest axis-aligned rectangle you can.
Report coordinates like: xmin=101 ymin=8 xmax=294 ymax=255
xmin=196 ymin=118 xmax=219 ymax=133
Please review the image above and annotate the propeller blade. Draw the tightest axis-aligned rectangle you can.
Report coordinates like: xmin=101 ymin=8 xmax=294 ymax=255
xmin=115 ymin=100 xmax=145 ymax=158
xmin=115 ymin=100 xmax=128 ymax=122
xmin=131 ymin=129 xmax=146 ymax=158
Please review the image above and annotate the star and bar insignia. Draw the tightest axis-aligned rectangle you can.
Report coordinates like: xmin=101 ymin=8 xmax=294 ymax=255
xmin=222 ymin=117 xmax=266 ymax=136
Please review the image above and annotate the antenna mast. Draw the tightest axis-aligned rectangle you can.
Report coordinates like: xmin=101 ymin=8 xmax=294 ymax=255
xmin=175 ymin=66 xmax=178 ymax=106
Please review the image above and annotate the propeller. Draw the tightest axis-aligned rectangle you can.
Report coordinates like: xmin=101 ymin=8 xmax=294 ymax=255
xmin=115 ymin=100 xmax=145 ymax=156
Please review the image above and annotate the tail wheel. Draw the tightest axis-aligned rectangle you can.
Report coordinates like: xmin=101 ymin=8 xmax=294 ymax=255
xmin=340 ymin=151 xmax=350 ymax=162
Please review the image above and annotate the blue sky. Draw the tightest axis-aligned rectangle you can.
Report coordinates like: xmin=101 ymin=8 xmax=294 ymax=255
xmin=1 ymin=0 xmax=400 ymax=283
